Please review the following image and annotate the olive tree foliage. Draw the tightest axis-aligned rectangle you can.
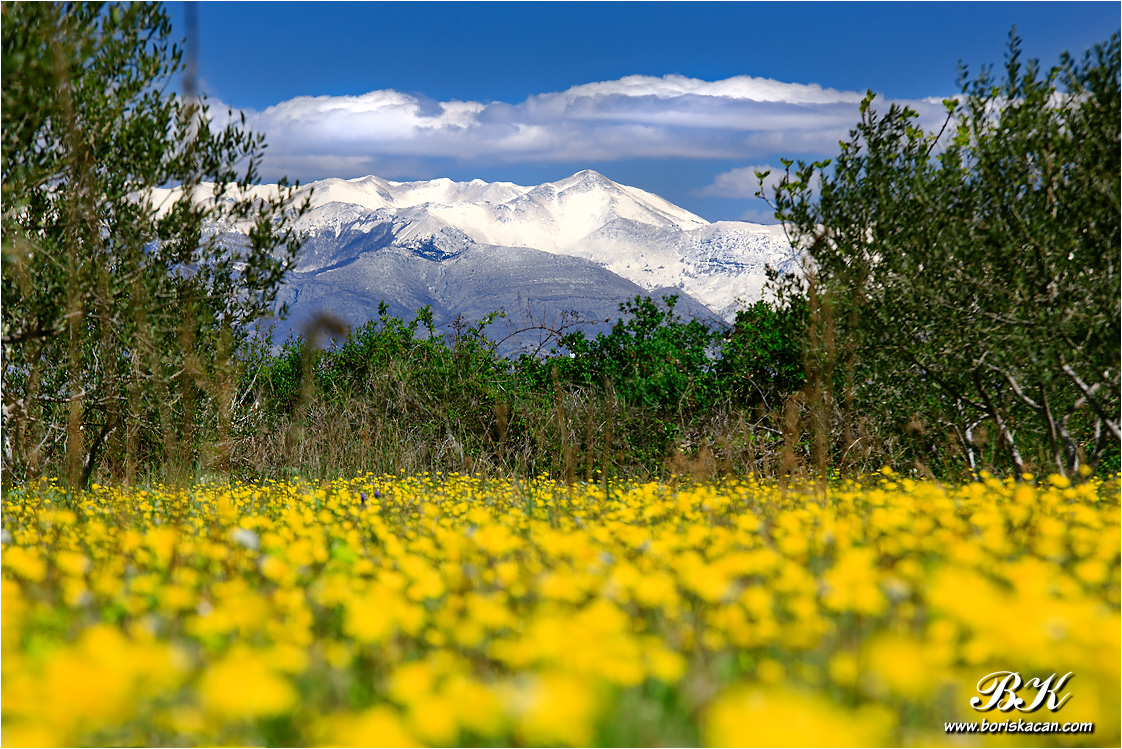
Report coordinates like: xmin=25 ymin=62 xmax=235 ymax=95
xmin=758 ymin=33 xmax=1120 ymax=478
xmin=1 ymin=2 xmax=307 ymax=486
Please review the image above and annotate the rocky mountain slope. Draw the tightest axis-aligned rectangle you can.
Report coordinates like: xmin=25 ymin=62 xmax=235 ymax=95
xmin=162 ymin=170 xmax=798 ymax=352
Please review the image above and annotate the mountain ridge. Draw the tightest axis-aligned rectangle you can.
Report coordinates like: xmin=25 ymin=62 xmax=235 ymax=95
xmin=172 ymin=170 xmax=798 ymax=351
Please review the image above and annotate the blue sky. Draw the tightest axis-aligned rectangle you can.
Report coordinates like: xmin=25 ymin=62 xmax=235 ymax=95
xmin=171 ymin=2 xmax=1119 ymax=222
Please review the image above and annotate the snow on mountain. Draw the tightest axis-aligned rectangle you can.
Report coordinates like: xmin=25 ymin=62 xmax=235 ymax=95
xmin=281 ymin=170 xmax=796 ymax=318
xmin=423 ymin=169 xmax=708 ymax=251
xmin=183 ymin=169 xmax=798 ymax=348
xmin=297 ymin=169 xmax=708 ymax=253
xmin=305 ymin=174 xmax=531 ymax=214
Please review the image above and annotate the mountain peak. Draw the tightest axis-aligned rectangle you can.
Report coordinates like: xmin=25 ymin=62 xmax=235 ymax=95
xmin=555 ymin=169 xmax=614 ymax=189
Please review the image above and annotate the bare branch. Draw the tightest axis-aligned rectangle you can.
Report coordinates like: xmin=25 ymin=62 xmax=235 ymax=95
xmin=973 ymin=368 xmax=1026 ymax=476
xmin=1062 ymin=364 xmax=1121 ymax=440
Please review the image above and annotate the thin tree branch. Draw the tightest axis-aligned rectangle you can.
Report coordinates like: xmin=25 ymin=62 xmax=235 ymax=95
xmin=1062 ymin=363 xmax=1121 ymax=440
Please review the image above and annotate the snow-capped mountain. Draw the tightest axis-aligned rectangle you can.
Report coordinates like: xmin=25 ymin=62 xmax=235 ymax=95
xmin=165 ymin=170 xmax=798 ymax=351
xmin=287 ymin=170 xmax=796 ymax=318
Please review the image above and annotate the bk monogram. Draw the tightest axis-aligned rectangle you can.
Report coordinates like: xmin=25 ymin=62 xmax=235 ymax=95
xmin=971 ymin=671 xmax=1074 ymax=712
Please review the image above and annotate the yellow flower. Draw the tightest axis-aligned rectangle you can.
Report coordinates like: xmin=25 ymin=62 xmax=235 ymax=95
xmin=406 ymin=692 xmax=459 ymax=745
xmin=320 ymin=706 xmax=419 ymax=748
xmin=1 ymin=723 xmax=62 ymax=748
xmin=159 ymin=584 xmax=196 ymax=612
xmin=3 ymin=545 xmax=47 ymax=583
xmin=146 ymin=526 xmax=178 ymax=567
xmin=55 ymin=549 xmax=91 ymax=577
xmin=268 ymin=642 xmax=310 ymax=674
xmin=646 ymin=643 xmax=687 ymax=683
xmin=756 ymin=658 xmax=786 ymax=684
xmin=388 ymin=660 xmax=437 ymax=705
xmin=198 ymin=645 xmax=297 ymax=720
xmin=828 ymin=651 xmax=860 ymax=687
xmin=510 ymin=672 xmax=601 ymax=747
xmin=1012 ymin=483 xmax=1036 ymax=504
xmin=344 ymin=591 xmax=398 ymax=644
xmin=632 ymin=570 xmax=679 ymax=610
xmin=705 ymin=685 xmax=894 ymax=747
xmin=1048 ymin=473 xmax=1072 ymax=489
xmin=260 ymin=554 xmax=292 ymax=583
xmin=821 ymin=547 xmax=886 ymax=616
xmin=442 ymin=675 xmax=506 ymax=738
xmin=862 ymin=633 xmax=948 ymax=698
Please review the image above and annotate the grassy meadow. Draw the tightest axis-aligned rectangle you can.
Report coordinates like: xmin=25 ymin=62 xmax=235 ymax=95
xmin=2 ymin=471 xmax=1118 ymax=747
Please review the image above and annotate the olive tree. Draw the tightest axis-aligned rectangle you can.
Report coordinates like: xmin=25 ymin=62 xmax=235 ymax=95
xmin=759 ymin=32 xmax=1120 ymax=477
xmin=2 ymin=2 xmax=307 ymax=486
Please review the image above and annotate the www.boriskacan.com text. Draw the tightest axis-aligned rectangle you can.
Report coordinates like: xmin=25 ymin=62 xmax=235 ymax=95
xmin=945 ymin=718 xmax=1093 ymax=735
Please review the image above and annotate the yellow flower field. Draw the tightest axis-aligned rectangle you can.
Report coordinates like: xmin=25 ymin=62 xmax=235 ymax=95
xmin=2 ymin=471 xmax=1119 ymax=747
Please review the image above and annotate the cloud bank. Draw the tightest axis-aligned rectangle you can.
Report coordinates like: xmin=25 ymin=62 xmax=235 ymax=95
xmin=222 ymin=74 xmax=948 ymax=183
xmin=696 ymin=165 xmax=784 ymax=199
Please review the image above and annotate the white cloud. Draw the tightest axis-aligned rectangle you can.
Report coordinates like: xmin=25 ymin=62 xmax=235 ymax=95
xmin=213 ymin=74 xmax=950 ymax=180
xmin=212 ymin=74 xmax=950 ymax=185
xmin=737 ymin=206 xmax=783 ymax=225
xmin=695 ymin=164 xmax=782 ymax=199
